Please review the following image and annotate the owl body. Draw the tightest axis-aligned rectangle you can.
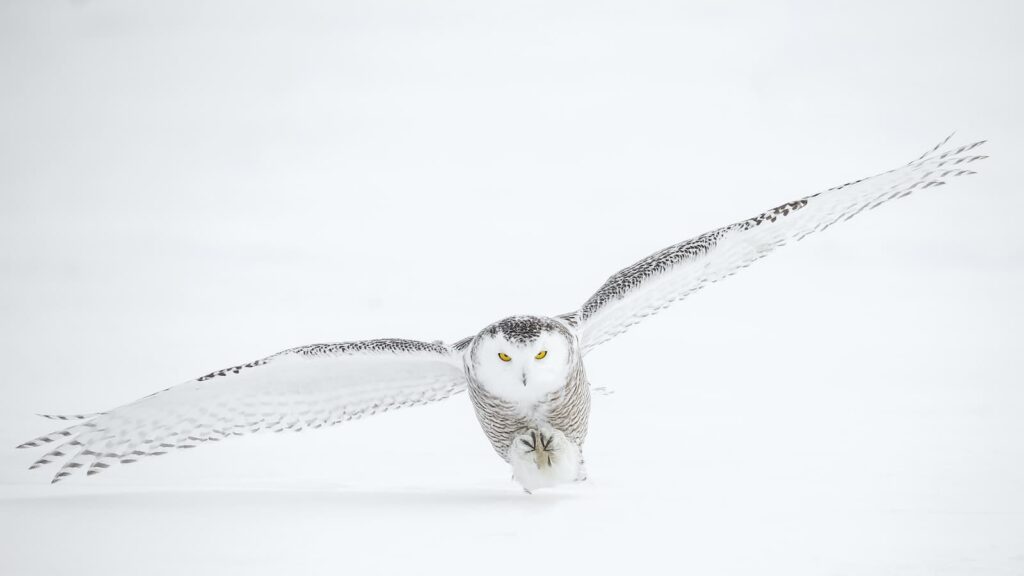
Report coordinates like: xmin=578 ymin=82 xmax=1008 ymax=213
xmin=463 ymin=316 xmax=591 ymax=489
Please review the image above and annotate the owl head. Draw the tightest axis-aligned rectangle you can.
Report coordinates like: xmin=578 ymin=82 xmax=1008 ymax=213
xmin=469 ymin=315 xmax=578 ymax=403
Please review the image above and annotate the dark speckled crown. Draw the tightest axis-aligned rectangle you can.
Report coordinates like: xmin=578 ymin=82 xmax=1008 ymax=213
xmin=482 ymin=315 xmax=568 ymax=344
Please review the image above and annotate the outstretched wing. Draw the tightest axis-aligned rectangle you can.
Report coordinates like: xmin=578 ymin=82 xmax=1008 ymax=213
xmin=18 ymin=339 xmax=468 ymax=483
xmin=573 ymin=135 xmax=988 ymax=354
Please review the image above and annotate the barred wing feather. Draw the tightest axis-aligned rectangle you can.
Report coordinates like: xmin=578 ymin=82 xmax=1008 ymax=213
xmin=575 ymin=136 xmax=987 ymax=354
xmin=18 ymin=339 xmax=468 ymax=483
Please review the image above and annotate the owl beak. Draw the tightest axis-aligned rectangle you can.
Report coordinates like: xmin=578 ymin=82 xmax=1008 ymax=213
xmin=521 ymin=372 xmax=527 ymax=387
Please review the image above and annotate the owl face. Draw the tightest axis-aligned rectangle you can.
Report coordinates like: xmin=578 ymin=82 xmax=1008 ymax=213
xmin=471 ymin=316 xmax=576 ymax=404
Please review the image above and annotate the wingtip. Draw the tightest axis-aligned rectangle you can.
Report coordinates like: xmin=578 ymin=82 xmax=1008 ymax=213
xmin=921 ymin=132 xmax=958 ymax=158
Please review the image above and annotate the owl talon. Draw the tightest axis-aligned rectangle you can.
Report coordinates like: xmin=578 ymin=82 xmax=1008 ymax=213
xmin=509 ymin=428 xmax=581 ymax=491
xmin=517 ymin=430 xmax=558 ymax=464
xmin=522 ymin=430 xmax=557 ymax=469
xmin=519 ymin=432 xmax=537 ymax=452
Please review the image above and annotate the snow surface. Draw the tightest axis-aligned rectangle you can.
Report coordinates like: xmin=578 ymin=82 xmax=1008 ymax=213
xmin=2 ymin=1 xmax=1023 ymax=575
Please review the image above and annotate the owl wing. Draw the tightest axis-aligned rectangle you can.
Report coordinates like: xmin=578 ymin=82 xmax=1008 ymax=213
xmin=572 ymin=135 xmax=987 ymax=354
xmin=18 ymin=339 xmax=468 ymax=483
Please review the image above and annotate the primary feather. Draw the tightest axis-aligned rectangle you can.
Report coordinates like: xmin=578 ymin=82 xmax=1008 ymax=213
xmin=574 ymin=136 xmax=987 ymax=353
xmin=18 ymin=339 xmax=468 ymax=483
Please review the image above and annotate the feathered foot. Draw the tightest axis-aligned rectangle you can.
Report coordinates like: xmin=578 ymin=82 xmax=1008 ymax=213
xmin=517 ymin=430 xmax=558 ymax=469
xmin=509 ymin=427 xmax=581 ymax=492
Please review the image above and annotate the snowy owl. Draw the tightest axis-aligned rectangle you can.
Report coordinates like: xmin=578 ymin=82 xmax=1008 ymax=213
xmin=18 ymin=136 xmax=987 ymax=492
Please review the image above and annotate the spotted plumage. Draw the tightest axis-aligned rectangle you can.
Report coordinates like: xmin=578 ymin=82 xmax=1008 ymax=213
xmin=19 ymin=135 xmax=987 ymax=491
xmin=466 ymin=316 xmax=589 ymax=463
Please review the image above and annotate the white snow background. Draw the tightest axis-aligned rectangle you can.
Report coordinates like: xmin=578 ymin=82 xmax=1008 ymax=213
xmin=1 ymin=1 xmax=1023 ymax=575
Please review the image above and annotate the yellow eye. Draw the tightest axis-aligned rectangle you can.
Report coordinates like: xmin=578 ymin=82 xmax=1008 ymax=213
xmin=498 ymin=352 xmax=512 ymax=362
xmin=535 ymin=350 xmax=547 ymax=360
